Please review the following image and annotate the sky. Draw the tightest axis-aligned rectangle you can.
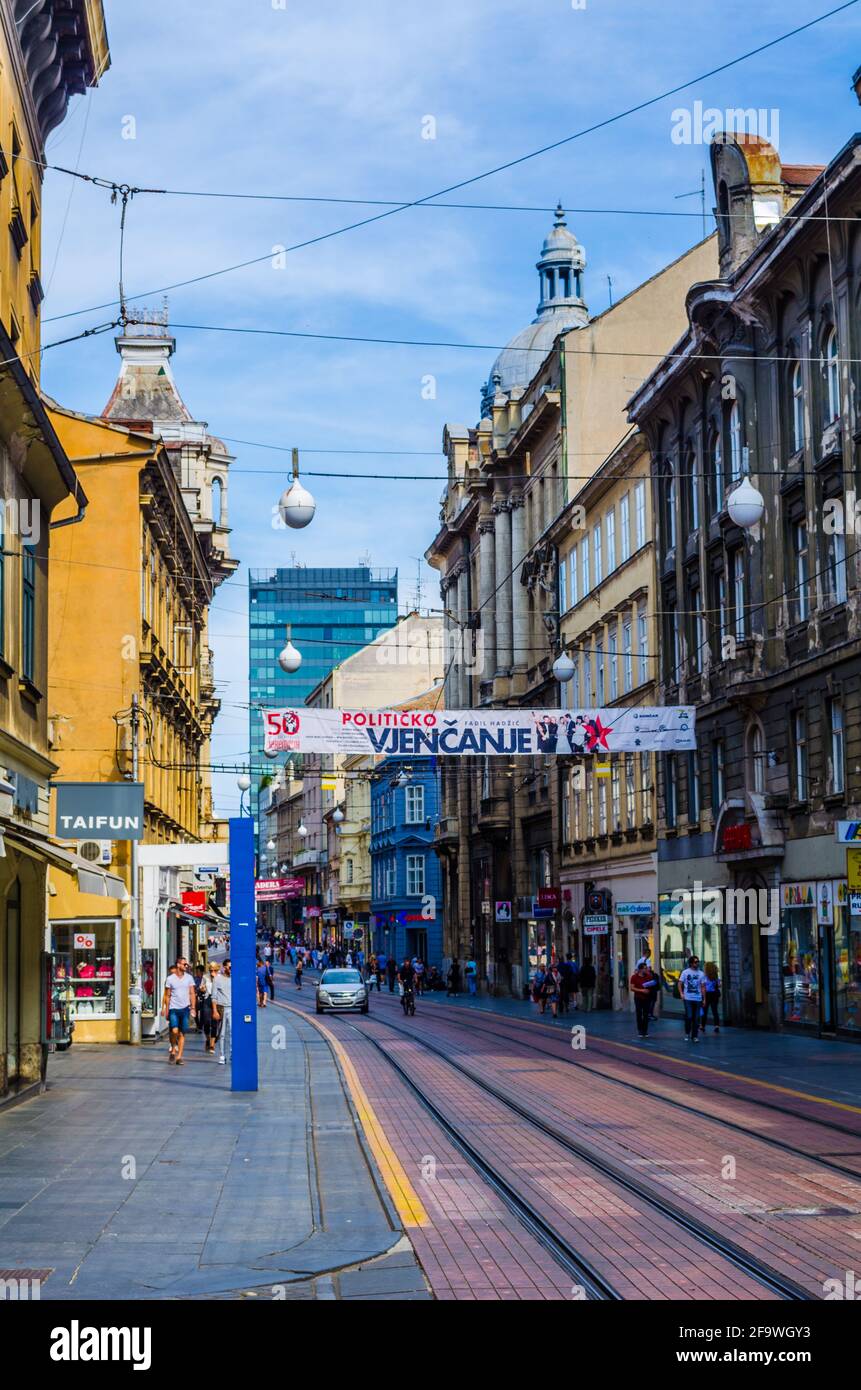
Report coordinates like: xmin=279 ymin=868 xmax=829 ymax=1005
xmin=39 ymin=0 xmax=860 ymax=817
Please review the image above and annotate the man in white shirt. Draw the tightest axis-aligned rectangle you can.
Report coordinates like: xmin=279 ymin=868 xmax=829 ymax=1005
xmin=211 ymin=959 xmax=232 ymax=1066
xmin=161 ymin=958 xmax=197 ymax=1066
xmin=678 ymin=955 xmax=707 ymax=1043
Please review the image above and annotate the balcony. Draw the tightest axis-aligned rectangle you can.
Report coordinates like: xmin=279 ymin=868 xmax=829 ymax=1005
xmin=293 ymin=848 xmax=326 ymax=869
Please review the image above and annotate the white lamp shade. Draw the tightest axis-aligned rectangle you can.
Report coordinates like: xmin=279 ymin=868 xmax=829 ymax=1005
xmin=332 ymin=807 xmax=344 ymax=823
xmin=298 ymin=823 xmax=308 ymax=837
xmin=266 ymin=840 xmax=276 ymax=851
xmin=236 ymin=774 xmax=251 ymax=792
xmin=278 ymin=640 xmax=302 ymax=673
xmin=278 ymin=480 xmax=316 ymax=529
xmin=553 ymin=652 xmax=576 ymax=683
xmin=727 ymin=477 xmax=764 ymax=529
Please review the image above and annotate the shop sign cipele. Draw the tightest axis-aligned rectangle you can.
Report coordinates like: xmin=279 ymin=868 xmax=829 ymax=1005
xmin=263 ymin=706 xmax=696 ymax=757
xmin=54 ymin=782 xmax=145 ymax=840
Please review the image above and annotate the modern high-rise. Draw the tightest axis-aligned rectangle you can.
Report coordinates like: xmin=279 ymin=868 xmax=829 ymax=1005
xmin=248 ymin=566 xmax=398 ymax=854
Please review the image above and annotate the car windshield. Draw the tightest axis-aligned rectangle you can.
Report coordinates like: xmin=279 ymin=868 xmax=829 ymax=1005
xmin=322 ymin=970 xmax=362 ymax=984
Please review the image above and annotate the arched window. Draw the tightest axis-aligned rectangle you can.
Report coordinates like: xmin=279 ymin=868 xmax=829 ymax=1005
xmin=791 ymin=361 xmax=804 ymax=451
xmin=685 ymin=444 xmax=699 ymax=531
xmin=211 ymin=476 xmax=223 ymax=527
xmin=729 ymin=402 xmax=743 ymax=482
xmin=824 ymin=327 xmax=840 ymax=422
xmin=717 ymin=180 xmax=730 ymax=243
xmin=747 ymin=723 xmax=765 ymax=795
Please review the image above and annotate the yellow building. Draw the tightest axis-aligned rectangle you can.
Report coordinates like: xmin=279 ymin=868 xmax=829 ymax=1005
xmin=45 ymin=319 xmax=236 ymax=1042
xmin=0 ymin=0 xmax=109 ymax=1101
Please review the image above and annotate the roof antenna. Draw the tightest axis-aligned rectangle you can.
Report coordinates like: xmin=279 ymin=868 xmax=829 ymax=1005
xmin=675 ymin=168 xmax=708 ymax=240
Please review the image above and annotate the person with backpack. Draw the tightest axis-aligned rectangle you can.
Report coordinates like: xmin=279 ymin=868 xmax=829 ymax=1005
xmin=702 ymin=961 xmax=721 ymax=1033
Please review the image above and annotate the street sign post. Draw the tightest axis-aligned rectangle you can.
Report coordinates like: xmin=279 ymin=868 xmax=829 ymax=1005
xmin=229 ymin=816 xmax=258 ymax=1093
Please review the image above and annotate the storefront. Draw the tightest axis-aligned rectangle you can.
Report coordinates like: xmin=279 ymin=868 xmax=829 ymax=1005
xmin=50 ymin=919 xmax=121 ymax=1025
xmin=781 ymin=879 xmax=859 ymax=1037
xmin=657 ymin=892 xmax=726 ymax=1020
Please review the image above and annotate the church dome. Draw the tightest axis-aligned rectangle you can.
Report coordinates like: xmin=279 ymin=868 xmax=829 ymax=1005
xmin=482 ymin=204 xmax=588 ymax=414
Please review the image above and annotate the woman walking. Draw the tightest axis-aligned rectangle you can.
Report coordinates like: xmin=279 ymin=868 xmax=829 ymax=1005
xmin=199 ymin=962 xmax=220 ymax=1053
xmin=541 ymin=963 xmax=561 ymax=1018
xmin=703 ymin=961 xmax=721 ymax=1033
xmin=295 ymin=955 xmax=304 ymax=990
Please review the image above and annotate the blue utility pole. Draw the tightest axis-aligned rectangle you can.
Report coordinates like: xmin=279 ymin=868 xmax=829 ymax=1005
xmin=229 ymin=816 xmax=258 ymax=1092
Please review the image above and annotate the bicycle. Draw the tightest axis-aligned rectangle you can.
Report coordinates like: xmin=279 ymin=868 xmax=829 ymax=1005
xmin=401 ymin=985 xmax=416 ymax=1016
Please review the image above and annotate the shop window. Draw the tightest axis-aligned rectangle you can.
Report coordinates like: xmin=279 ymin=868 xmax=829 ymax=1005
xmin=51 ymin=921 xmax=120 ymax=1020
xmin=781 ymin=904 xmax=819 ymax=1027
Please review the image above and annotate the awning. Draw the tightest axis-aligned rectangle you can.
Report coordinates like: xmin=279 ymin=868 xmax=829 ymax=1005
xmin=3 ymin=824 xmax=129 ymax=901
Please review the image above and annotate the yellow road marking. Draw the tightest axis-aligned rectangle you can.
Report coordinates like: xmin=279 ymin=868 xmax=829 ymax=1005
xmin=277 ymin=1001 xmax=429 ymax=1228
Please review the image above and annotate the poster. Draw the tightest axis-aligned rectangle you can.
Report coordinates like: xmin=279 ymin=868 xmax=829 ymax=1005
xmin=262 ymin=705 xmax=695 ymax=757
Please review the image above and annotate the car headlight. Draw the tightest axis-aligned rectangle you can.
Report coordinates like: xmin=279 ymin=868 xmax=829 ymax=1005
xmin=318 ymin=990 xmax=330 ymax=1001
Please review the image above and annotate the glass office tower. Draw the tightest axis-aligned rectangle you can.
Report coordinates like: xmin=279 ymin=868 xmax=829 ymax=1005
xmin=248 ymin=566 xmax=398 ymax=853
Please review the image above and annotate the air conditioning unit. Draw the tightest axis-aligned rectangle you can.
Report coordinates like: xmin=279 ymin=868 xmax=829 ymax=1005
xmin=78 ymin=839 xmax=112 ymax=867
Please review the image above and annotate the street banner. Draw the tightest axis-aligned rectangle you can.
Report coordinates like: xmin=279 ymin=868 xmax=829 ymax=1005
xmin=255 ymin=877 xmax=302 ymax=901
xmin=263 ymin=705 xmax=695 ymax=757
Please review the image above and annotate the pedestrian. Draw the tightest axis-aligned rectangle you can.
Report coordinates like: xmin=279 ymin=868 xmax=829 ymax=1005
xmin=702 ymin=961 xmax=721 ymax=1033
xmin=447 ymin=957 xmax=461 ymax=997
xmin=198 ymin=962 xmax=220 ymax=1053
xmin=256 ymin=958 xmax=270 ymax=1008
xmin=558 ymin=955 xmax=574 ymax=1014
xmin=212 ymin=958 xmax=232 ymax=1065
xmin=465 ymin=957 xmax=477 ymax=996
xmin=263 ymin=942 xmax=272 ymax=963
xmin=279 ymin=938 xmax=287 ymax=965
xmin=531 ymin=962 xmax=546 ymax=1006
xmin=295 ymin=955 xmax=304 ymax=990
xmin=162 ymin=958 xmax=197 ymax=1066
xmin=541 ymin=963 xmax=561 ymax=1018
xmin=267 ymin=955 xmax=276 ymax=1001
xmin=414 ymin=957 xmax=426 ymax=996
xmin=375 ymin=958 xmax=383 ymax=992
xmin=579 ymin=959 xmax=596 ymax=1012
xmin=386 ymin=956 xmax=398 ymax=993
xmin=630 ymin=959 xmax=654 ymax=1039
xmin=679 ymin=954 xmax=708 ymax=1042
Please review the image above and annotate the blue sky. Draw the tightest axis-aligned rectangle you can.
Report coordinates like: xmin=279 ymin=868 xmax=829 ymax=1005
xmin=40 ymin=0 xmax=860 ymax=815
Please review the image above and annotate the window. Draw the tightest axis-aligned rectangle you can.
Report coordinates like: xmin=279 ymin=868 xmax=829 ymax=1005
xmin=596 ymin=636 xmax=605 ymax=704
xmin=637 ymin=603 xmax=648 ymax=685
xmin=569 ymin=546 xmax=579 ymax=606
xmin=611 ymin=761 xmax=621 ymax=829
xmin=51 ymin=920 xmax=121 ymax=1021
xmin=708 ymin=427 xmax=723 ymax=516
xmin=791 ymin=361 xmax=804 ymax=451
xmin=793 ymin=710 xmax=807 ymax=802
xmin=665 ymin=468 xmax=677 ymax=552
xmin=585 ymin=767 xmax=594 ymax=837
xmin=572 ymin=658 xmax=580 ymax=708
xmin=593 ymin=522 xmax=603 ymax=585
xmin=562 ymin=776 xmax=571 ymax=843
xmin=625 ymin=754 xmax=636 ymax=829
xmin=620 ymin=493 xmax=630 ymax=561
xmin=559 ymin=556 xmax=567 ymax=613
xmin=748 ymin=723 xmax=765 ymax=795
xmin=732 ymin=550 xmax=746 ymax=639
xmin=793 ymin=520 xmax=809 ymax=621
xmin=688 ymin=751 xmax=700 ymax=822
xmin=729 ymin=402 xmax=743 ymax=482
xmin=640 ymin=753 xmax=653 ymax=823
xmin=598 ymin=778 xmax=608 ymax=835
xmin=606 ymin=508 xmax=616 ymax=572
xmin=22 ymin=542 xmax=35 ymax=682
xmin=826 ymin=526 xmax=847 ymax=605
xmin=385 ymin=865 xmax=396 ymax=896
xmin=345 ymin=858 xmax=354 ymax=884
xmin=0 ymin=508 xmax=4 ymax=657
xmin=584 ymin=645 xmax=593 ymax=705
xmin=481 ymin=756 xmax=490 ymax=799
xmin=665 ymin=754 xmax=677 ymax=829
xmin=405 ymin=784 xmax=425 ymax=823
xmin=825 ymin=327 xmax=840 ymax=422
xmin=609 ymin=627 xmax=618 ymax=699
xmin=581 ymin=534 xmax=590 ymax=596
xmin=712 ymin=738 xmax=725 ymax=807
xmin=828 ymin=697 xmax=845 ymax=795
xmin=623 ymin=619 xmax=633 ymax=692
xmin=634 ymin=481 xmax=646 ymax=550
xmin=685 ymin=448 xmax=699 ymax=532
xmin=406 ymin=854 xmax=425 ymax=896
xmin=691 ymin=588 xmax=704 ymax=674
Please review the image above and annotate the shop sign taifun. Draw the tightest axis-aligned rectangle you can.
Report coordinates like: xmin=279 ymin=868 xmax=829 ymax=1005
xmin=262 ymin=705 xmax=696 ymax=757
xmin=54 ymin=782 xmax=145 ymax=839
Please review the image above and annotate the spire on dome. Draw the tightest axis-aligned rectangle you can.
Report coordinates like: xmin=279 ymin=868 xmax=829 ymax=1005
xmin=102 ymin=299 xmax=193 ymax=430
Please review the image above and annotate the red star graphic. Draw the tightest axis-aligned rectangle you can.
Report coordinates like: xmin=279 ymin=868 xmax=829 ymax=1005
xmin=587 ymin=717 xmax=614 ymax=751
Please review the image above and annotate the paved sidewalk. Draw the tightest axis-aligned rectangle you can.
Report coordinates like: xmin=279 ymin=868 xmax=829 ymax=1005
xmin=0 ymin=1011 xmax=429 ymax=1300
xmin=366 ymin=982 xmax=861 ymax=1108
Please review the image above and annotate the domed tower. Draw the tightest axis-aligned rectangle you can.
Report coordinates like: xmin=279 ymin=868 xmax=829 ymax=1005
xmin=481 ymin=204 xmax=588 ymax=415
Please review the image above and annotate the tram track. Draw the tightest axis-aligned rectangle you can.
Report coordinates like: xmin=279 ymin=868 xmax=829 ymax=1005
xmin=362 ymin=993 xmax=861 ymax=1181
xmin=282 ymin=990 xmax=818 ymax=1301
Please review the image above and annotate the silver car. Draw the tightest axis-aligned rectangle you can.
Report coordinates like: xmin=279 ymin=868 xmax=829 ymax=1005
xmin=316 ymin=968 xmax=369 ymax=1015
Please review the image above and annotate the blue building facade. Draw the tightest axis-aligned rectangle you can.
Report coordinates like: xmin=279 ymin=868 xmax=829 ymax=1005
xmin=248 ymin=565 xmax=398 ymax=856
xmin=370 ymin=758 xmax=443 ymax=969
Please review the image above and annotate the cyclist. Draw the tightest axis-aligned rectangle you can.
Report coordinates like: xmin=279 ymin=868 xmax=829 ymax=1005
xmin=398 ymin=958 xmax=416 ymax=1015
